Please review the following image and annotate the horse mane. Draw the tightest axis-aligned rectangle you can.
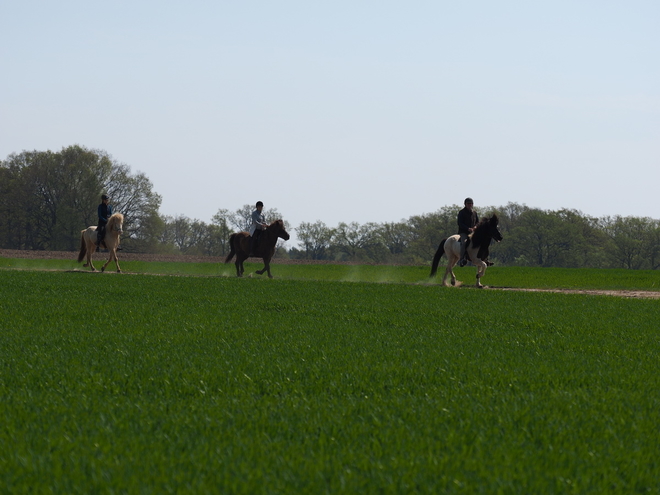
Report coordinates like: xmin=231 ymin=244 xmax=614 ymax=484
xmin=107 ymin=212 xmax=124 ymax=229
xmin=268 ymin=219 xmax=284 ymax=229
xmin=470 ymin=214 xmax=498 ymax=247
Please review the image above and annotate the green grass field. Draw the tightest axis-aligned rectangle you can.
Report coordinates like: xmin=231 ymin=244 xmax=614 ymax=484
xmin=2 ymin=255 xmax=659 ymax=290
xmin=1 ymin=258 xmax=659 ymax=493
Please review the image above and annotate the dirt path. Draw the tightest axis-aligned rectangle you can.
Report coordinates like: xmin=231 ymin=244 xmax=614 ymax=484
xmin=489 ymin=286 xmax=660 ymax=300
xmin=2 ymin=249 xmax=659 ymax=299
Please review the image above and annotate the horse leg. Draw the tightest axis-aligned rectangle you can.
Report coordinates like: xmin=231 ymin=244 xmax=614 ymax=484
xmin=443 ymin=261 xmax=458 ymax=287
xmin=82 ymin=245 xmax=91 ymax=268
xmin=235 ymin=255 xmax=245 ymax=277
xmin=442 ymin=264 xmax=450 ymax=286
xmin=474 ymin=260 xmax=487 ymax=288
xmin=86 ymin=239 xmax=96 ymax=271
xmin=443 ymin=246 xmax=461 ymax=286
xmin=113 ymin=248 xmax=121 ymax=273
xmin=101 ymin=241 xmax=119 ymax=273
xmin=101 ymin=252 xmax=112 ymax=272
xmin=256 ymin=258 xmax=272 ymax=278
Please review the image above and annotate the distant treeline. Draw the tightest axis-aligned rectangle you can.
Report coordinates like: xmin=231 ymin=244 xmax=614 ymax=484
xmin=2 ymin=145 xmax=659 ymax=269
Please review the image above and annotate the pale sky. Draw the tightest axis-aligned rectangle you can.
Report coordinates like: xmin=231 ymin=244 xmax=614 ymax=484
xmin=2 ymin=1 xmax=659 ymax=244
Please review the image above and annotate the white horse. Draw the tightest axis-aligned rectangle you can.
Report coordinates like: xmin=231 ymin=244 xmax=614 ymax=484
xmin=430 ymin=214 xmax=503 ymax=288
xmin=77 ymin=213 xmax=124 ymax=272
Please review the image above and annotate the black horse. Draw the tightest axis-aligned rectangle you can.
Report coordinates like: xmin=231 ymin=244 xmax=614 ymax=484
xmin=430 ymin=214 xmax=503 ymax=288
xmin=224 ymin=220 xmax=290 ymax=278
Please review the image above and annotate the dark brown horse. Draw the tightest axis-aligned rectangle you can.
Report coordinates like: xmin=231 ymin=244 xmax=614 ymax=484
xmin=224 ymin=219 xmax=290 ymax=278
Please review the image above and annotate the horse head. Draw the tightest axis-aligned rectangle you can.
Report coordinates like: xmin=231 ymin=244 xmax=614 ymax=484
xmin=487 ymin=214 xmax=503 ymax=242
xmin=472 ymin=214 xmax=503 ymax=246
xmin=108 ymin=213 xmax=124 ymax=234
xmin=270 ymin=219 xmax=290 ymax=241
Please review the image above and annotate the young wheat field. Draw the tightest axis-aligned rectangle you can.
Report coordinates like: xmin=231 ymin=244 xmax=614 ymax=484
xmin=1 ymin=257 xmax=659 ymax=493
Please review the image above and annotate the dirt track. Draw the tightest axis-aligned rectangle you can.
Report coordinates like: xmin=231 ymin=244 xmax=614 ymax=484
xmin=489 ymin=286 xmax=660 ymax=300
xmin=0 ymin=249 xmax=360 ymax=265
xmin=2 ymin=249 xmax=659 ymax=299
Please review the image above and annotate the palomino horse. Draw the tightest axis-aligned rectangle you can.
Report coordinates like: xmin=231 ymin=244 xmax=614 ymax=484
xmin=224 ymin=219 xmax=290 ymax=278
xmin=77 ymin=213 xmax=124 ymax=272
xmin=430 ymin=214 xmax=503 ymax=288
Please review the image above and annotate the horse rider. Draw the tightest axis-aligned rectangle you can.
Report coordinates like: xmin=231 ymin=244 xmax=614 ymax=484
xmin=457 ymin=197 xmax=479 ymax=267
xmin=249 ymin=201 xmax=268 ymax=255
xmin=95 ymin=194 xmax=113 ymax=252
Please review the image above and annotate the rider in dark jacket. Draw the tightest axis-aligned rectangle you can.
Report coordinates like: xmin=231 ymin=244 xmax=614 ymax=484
xmin=96 ymin=194 xmax=113 ymax=251
xmin=457 ymin=197 xmax=478 ymax=267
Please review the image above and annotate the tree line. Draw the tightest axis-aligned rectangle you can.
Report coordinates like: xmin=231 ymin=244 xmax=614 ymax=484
xmin=2 ymin=146 xmax=658 ymax=269
xmin=289 ymin=204 xmax=660 ymax=270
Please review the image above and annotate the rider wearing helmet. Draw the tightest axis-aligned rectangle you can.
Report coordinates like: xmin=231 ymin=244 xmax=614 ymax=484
xmin=457 ymin=197 xmax=478 ymax=267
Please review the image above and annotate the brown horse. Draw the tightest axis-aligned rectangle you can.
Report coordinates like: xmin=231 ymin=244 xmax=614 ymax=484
xmin=224 ymin=219 xmax=290 ymax=278
xmin=77 ymin=213 xmax=124 ymax=272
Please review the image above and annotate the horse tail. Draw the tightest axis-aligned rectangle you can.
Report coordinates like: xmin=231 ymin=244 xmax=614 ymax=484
xmin=77 ymin=230 xmax=87 ymax=263
xmin=429 ymin=238 xmax=447 ymax=277
xmin=224 ymin=234 xmax=237 ymax=263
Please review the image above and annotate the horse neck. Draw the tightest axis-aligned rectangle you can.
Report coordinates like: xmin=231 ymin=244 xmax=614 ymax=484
xmin=262 ymin=227 xmax=277 ymax=246
xmin=471 ymin=226 xmax=489 ymax=246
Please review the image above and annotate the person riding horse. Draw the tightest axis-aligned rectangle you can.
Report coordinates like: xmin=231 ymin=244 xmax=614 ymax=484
xmin=457 ymin=197 xmax=494 ymax=267
xmin=457 ymin=197 xmax=479 ymax=267
xmin=95 ymin=194 xmax=122 ymax=253
xmin=249 ymin=201 xmax=268 ymax=255
xmin=96 ymin=194 xmax=113 ymax=252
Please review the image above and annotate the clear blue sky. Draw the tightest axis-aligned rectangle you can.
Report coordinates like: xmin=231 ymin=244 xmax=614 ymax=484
xmin=2 ymin=1 xmax=659 ymax=240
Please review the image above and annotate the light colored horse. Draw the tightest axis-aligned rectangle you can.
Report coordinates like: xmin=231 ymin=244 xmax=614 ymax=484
xmin=77 ymin=213 xmax=124 ymax=272
xmin=429 ymin=214 xmax=503 ymax=288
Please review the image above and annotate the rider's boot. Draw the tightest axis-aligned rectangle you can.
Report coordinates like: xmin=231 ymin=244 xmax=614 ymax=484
xmin=459 ymin=244 xmax=467 ymax=267
xmin=96 ymin=230 xmax=103 ymax=252
xmin=249 ymin=231 xmax=261 ymax=256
